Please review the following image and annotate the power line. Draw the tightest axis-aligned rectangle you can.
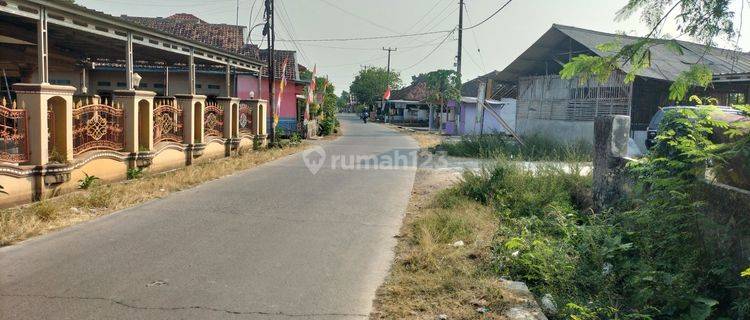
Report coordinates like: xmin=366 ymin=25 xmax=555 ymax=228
xmin=464 ymin=3 xmax=487 ymax=71
xmin=275 ymin=29 xmax=453 ymax=42
xmin=463 ymin=0 xmax=513 ymax=31
xmin=276 ymin=0 xmax=311 ymax=64
xmin=401 ymin=28 xmax=457 ymax=71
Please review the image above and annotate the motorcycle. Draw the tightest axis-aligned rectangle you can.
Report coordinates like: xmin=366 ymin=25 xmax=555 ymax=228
xmin=362 ymin=113 xmax=369 ymax=123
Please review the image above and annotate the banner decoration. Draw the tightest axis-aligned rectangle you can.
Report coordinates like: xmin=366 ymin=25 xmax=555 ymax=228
xmin=274 ymin=56 xmax=290 ymax=127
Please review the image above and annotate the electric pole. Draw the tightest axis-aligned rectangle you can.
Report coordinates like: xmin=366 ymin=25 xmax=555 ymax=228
xmin=382 ymin=47 xmax=396 ymax=76
xmin=236 ymin=0 xmax=240 ymax=26
xmin=265 ymin=0 xmax=276 ymax=143
xmin=456 ymin=0 xmax=464 ymax=82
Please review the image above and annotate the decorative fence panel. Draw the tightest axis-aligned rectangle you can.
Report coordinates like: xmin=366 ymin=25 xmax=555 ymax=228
xmin=204 ymin=101 xmax=224 ymax=138
xmin=72 ymin=98 xmax=125 ymax=155
xmin=153 ymin=98 xmax=183 ymax=144
xmin=239 ymin=103 xmax=253 ymax=135
xmin=0 ymin=97 xmax=28 ymax=163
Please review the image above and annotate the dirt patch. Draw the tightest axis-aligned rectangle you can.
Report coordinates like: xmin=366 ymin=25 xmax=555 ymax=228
xmin=384 ymin=124 xmax=445 ymax=150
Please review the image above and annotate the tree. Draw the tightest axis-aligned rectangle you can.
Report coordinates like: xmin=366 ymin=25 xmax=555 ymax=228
xmin=424 ymin=70 xmax=461 ymax=132
xmin=560 ymin=0 xmax=736 ymax=101
xmin=349 ymin=67 xmax=401 ymax=109
xmin=336 ymin=91 xmax=351 ymax=110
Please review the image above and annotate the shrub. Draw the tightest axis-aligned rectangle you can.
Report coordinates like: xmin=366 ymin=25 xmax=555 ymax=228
xmin=290 ymin=132 xmax=302 ymax=145
xmin=78 ymin=172 xmax=99 ymax=190
xmin=319 ymin=117 xmax=338 ymax=136
xmin=126 ymin=168 xmax=143 ymax=180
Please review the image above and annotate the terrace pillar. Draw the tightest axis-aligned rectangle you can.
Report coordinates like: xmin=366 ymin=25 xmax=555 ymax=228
xmin=126 ymin=33 xmax=134 ymax=90
xmin=114 ymin=90 xmax=156 ymax=153
xmin=37 ymin=7 xmax=49 ymax=84
xmin=13 ymin=84 xmax=76 ymax=165
xmin=175 ymin=94 xmax=207 ymax=161
xmin=189 ymin=49 xmax=196 ymax=95
xmin=225 ymin=64 xmax=232 ymax=98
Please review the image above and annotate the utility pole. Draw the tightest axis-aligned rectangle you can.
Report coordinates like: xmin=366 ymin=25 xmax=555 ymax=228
xmin=456 ymin=0 xmax=464 ymax=82
xmin=382 ymin=47 xmax=396 ymax=76
xmin=382 ymin=47 xmax=396 ymax=119
xmin=265 ymin=0 xmax=276 ymax=143
xmin=236 ymin=0 xmax=240 ymax=26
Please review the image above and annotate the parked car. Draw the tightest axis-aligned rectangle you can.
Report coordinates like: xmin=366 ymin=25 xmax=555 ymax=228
xmin=645 ymin=106 xmax=742 ymax=149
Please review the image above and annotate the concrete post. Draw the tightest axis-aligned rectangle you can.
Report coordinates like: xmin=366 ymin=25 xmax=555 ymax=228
xmin=13 ymin=83 xmax=76 ymax=165
xmin=593 ymin=115 xmax=631 ymax=211
xmin=248 ymin=99 xmax=268 ymax=147
xmin=175 ymin=94 xmax=207 ymax=160
xmin=114 ymin=90 xmax=156 ymax=154
xmin=217 ymin=97 xmax=240 ymax=156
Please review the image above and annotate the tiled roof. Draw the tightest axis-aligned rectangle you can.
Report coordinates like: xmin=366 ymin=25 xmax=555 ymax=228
xmin=124 ymin=14 xmax=299 ymax=80
xmin=121 ymin=14 xmax=245 ymax=53
xmin=241 ymin=45 xmax=298 ymax=80
xmin=391 ymin=82 xmax=428 ymax=101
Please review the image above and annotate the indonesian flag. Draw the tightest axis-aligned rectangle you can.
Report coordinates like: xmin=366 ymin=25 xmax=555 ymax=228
xmin=383 ymin=86 xmax=391 ymax=100
xmin=274 ymin=57 xmax=290 ymax=127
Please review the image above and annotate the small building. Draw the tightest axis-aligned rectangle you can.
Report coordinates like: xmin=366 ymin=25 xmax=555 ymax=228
xmin=385 ymin=82 xmax=431 ymax=126
xmin=457 ymin=97 xmax=517 ymax=135
xmin=484 ymin=24 xmax=750 ymax=147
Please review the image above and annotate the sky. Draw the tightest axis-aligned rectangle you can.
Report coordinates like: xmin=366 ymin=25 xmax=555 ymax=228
xmin=76 ymin=0 xmax=750 ymax=95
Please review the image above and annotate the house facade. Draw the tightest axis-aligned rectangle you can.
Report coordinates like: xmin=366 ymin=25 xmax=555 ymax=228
xmin=120 ymin=14 xmax=310 ymax=135
xmin=0 ymin=0 xmax=268 ymax=207
xmin=477 ymin=24 xmax=750 ymax=148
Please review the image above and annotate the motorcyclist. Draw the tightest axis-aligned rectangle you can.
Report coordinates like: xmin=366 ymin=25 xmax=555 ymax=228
xmin=361 ymin=110 xmax=369 ymax=123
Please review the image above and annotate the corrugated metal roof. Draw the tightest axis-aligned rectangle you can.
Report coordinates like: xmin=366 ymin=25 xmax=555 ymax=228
xmin=494 ymin=24 xmax=750 ymax=83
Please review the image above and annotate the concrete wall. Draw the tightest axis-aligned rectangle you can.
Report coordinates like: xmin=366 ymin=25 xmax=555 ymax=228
xmin=460 ymin=99 xmax=517 ymax=135
xmin=516 ymin=119 xmax=594 ymax=143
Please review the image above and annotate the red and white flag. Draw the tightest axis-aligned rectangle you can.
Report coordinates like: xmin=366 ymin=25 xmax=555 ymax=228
xmin=383 ymin=86 xmax=391 ymax=100
xmin=274 ymin=57 xmax=290 ymax=126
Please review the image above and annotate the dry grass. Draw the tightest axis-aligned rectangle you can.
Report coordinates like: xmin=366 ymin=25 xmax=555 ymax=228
xmin=371 ymin=169 xmax=510 ymax=320
xmin=0 ymin=143 xmax=310 ymax=246
xmin=385 ymin=124 xmax=444 ymax=149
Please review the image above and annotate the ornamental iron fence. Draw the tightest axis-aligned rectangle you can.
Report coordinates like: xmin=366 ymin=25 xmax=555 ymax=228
xmin=72 ymin=96 xmax=125 ymax=155
xmin=154 ymin=97 xmax=183 ymax=144
xmin=204 ymin=100 xmax=224 ymax=138
xmin=0 ymin=97 xmax=29 ymax=163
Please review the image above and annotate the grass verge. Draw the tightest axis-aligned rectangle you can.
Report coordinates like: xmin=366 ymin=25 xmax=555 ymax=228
xmin=371 ymin=169 xmax=511 ymax=319
xmin=0 ymin=143 xmax=310 ymax=246
xmin=439 ymin=134 xmax=592 ymax=162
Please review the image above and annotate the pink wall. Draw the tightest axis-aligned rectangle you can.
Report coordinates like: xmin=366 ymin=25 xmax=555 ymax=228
xmin=237 ymin=75 xmax=303 ymax=118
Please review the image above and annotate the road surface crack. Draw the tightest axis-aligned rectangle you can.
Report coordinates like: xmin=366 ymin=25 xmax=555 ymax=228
xmin=0 ymin=293 xmax=368 ymax=318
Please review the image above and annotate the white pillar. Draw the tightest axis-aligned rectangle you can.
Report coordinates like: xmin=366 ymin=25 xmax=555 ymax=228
xmin=126 ymin=32 xmax=134 ymax=89
xmin=37 ymin=7 xmax=49 ymax=84
xmin=189 ymin=48 xmax=196 ymax=95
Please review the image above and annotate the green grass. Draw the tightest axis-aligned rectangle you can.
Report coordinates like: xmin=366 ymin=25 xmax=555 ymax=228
xmin=439 ymin=134 xmax=592 ymax=162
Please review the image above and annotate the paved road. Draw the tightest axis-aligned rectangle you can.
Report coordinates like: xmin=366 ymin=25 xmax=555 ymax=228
xmin=0 ymin=114 xmax=418 ymax=319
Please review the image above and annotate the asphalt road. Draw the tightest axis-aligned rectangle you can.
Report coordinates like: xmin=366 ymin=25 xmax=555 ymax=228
xmin=0 ymin=114 xmax=418 ymax=319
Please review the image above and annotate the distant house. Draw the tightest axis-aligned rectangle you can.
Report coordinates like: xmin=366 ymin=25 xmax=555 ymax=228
xmin=385 ymin=81 xmax=431 ymax=126
xmin=476 ymin=24 xmax=750 ymax=147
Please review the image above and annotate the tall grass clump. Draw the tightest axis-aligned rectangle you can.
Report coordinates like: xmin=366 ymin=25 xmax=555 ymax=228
xmin=440 ymin=133 xmax=592 ymax=162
